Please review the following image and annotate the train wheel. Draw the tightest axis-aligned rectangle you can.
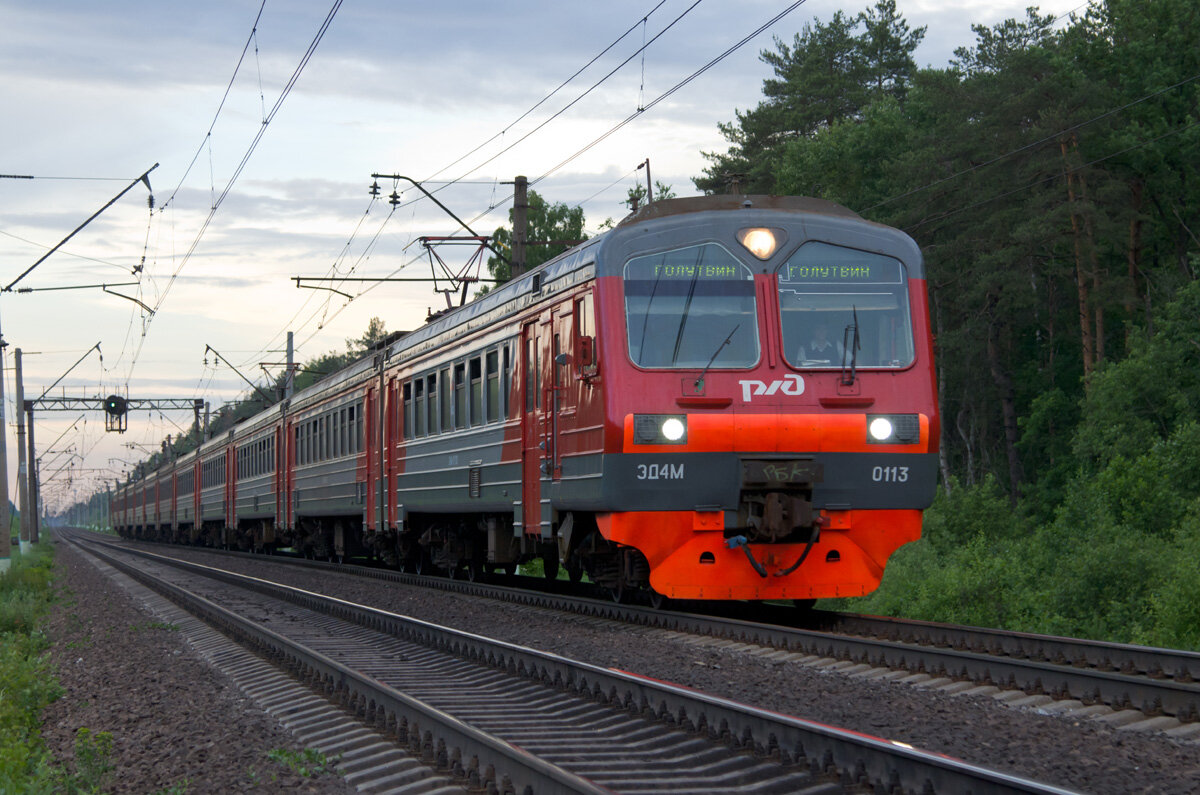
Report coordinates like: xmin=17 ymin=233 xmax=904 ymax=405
xmin=565 ymin=558 xmax=584 ymax=583
xmin=609 ymin=581 xmax=625 ymax=603
xmin=466 ymin=559 xmax=484 ymax=582
xmin=648 ymin=589 xmax=670 ymax=610
xmin=414 ymin=549 xmax=433 ymax=576
xmin=542 ymin=555 xmax=559 ymax=581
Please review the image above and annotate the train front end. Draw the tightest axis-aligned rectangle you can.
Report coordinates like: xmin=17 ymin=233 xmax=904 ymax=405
xmin=591 ymin=196 xmax=938 ymax=602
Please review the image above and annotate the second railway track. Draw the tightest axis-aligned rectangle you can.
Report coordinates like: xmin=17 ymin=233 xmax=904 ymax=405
xmin=112 ymin=530 xmax=1200 ymax=736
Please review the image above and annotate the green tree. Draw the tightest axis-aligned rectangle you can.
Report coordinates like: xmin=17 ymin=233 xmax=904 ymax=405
xmin=486 ymin=190 xmax=587 ymax=286
xmin=348 ymin=316 xmax=390 ymax=354
xmin=625 ymin=179 xmax=676 ymax=211
xmin=598 ymin=180 xmax=678 ymax=230
xmin=697 ymin=0 xmax=924 ymax=194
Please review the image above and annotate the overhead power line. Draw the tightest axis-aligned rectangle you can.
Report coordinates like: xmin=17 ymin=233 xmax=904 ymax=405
xmin=416 ymin=0 xmax=706 ymax=203
xmin=126 ymin=0 xmax=345 ymax=381
xmin=532 ymin=0 xmax=811 ymax=187
xmin=159 ymin=0 xmax=269 ymax=213
xmin=3 ymin=164 xmax=158 ymax=293
xmin=246 ymin=1 xmax=806 ymax=362
xmin=424 ymin=0 xmax=671 ymax=184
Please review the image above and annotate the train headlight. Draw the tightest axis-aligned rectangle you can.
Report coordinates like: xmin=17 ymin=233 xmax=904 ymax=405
xmin=736 ymin=227 xmax=786 ymax=260
xmin=661 ymin=417 xmax=686 ymax=441
xmin=867 ymin=414 xmax=920 ymax=444
xmin=633 ymin=414 xmax=688 ymax=445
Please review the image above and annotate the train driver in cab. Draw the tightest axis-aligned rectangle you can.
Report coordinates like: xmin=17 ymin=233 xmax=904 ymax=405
xmin=798 ymin=322 xmax=843 ymax=366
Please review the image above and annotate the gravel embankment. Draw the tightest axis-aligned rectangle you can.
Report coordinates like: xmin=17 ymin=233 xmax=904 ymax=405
xmin=41 ymin=541 xmax=354 ymax=794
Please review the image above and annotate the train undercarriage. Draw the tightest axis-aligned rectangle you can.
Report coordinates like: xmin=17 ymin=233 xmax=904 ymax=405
xmin=117 ymin=495 xmax=835 ymax=608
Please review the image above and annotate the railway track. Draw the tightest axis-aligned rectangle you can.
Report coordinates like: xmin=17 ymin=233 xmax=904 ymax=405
xmin=96 ymin=530 xmax=1200 ymax=738
xmin=64 ymin=530 xmax=1078 ymax=794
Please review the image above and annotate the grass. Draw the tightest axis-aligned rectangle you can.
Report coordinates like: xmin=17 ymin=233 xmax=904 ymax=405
xmin=0 ymin=542 xmax=65 ymax=793
xmin=0 ymin=544 xmax=130 ymax=794
xmin=266 ymin=747 xmax=339 ymax=777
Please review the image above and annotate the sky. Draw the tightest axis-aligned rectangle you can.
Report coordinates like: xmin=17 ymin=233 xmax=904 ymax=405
xmin=0 ymin=0 xmax=1089 ymax=515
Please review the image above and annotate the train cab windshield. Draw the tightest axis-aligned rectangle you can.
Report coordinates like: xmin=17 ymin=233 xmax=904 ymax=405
xmin=624 ymin=242 xmax=759 ymax=369
xmin=777 ymin=242 xmax=915 ymax=369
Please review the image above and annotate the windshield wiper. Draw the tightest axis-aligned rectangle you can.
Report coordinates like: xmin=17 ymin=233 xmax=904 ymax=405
xmin=694 ymin=323 xmax=739 ymax=393
xmin=840 ymin=306 xmax=861 ymax=386
xmin=669 ymin=248 xmax=705 ymax=365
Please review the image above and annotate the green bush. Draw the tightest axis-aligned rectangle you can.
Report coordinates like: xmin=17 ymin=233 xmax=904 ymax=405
xmin=1144 ymin=514 xmax=1200 ymax=650
xmin=0 ymin=544 xmax=63 ymax=793
xmin=919 ymin=477 xmax=1026 ymax=554
xmin=830 ymin=471 xmax=1200 ymax=650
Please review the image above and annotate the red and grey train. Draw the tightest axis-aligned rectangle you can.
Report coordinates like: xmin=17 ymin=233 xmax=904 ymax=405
xmin=113 ymin=195 xmax=939 ymax=603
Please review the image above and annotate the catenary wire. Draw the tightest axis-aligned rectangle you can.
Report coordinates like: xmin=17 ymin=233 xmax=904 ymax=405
xmin=126 ymin=0 xmax=344 ymax=381
xmin=291 ymin=0 xmax=809 ymax=340
xmin=159 ymin=0 xmax=269 ymax=213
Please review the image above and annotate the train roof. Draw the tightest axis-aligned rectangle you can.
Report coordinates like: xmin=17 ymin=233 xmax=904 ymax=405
xmin=616 ymin=194 xmax=865 ymax=226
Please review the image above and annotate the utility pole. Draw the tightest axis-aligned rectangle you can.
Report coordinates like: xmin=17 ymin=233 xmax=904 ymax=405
xmin=285 ymin=331 xmax=295 ymax=399
xmin=511 ymin=175 xmax=528 ymax=279
xmin=638 ymin=159 xmax=653 ymax=203
xmin=25 ymin=399 xmax=37 ymax=543
xmin=14 ymin=349 xmax=27 ymax=550
xmin=0 ymin=338 xmax=9 ymax=571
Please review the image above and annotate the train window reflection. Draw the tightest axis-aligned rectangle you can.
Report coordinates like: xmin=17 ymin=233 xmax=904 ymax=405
xmin=624 ymin=243 xmax=758 ymax=369
xmin=777 ymin=243 xmax=914 ymax=369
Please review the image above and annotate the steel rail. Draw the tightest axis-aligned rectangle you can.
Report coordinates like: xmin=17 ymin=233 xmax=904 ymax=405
xmin=80 ymin=534 xmax=1080 ymax=795
xmin=807 ymin=610 xmax=1200 ymax=683
xmin=68 ymin=536 xmax=608 ymax=795
xmin=119 ymin=534 xmax=1200 ymax=723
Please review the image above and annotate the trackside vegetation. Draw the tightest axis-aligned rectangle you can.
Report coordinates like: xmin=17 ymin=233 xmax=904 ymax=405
xmin=0 ymin=542 xmax=64 ymax=791
xmin=835 ymin=283 xmax=1200 ymax=649
xmin=728 ymin=0 xmax=1200 ymax=647
xmin=0 ymin=544 xmax=124 ymax=793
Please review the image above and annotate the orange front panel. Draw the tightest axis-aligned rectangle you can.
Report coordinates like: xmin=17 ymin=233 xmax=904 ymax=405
xmin=623 ymin=412 xmax=931 ymax=455
xmin=597 ymin=508 xmax=921 ymax=601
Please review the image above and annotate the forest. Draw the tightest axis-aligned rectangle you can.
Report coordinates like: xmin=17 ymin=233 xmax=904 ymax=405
xmin=696 ymin=0 xmax=1200 ymax=647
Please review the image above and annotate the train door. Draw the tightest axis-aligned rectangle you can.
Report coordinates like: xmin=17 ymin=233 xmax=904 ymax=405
xmin=521 ymin=318 xmax=550 ymax=540
xmin=386 ymin=375 xmax=400 ymax=530
xmin=274 ymin=425 xmax=283 ymax=525
xmin=548 ymin=301 xmax=578 ymax=480
xmin=365 ymin=383 xmax=379 ymax=532
xmin=226 ymin=443 xmax=236 ymax=536
xmin=283 ymin=419 xmax=295 ymax=532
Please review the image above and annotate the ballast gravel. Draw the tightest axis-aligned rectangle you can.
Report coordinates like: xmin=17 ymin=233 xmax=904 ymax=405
xmin=40 ymin=541 xmax=354 ymax=794
xmin=49 ymin=538 xmax=1200 ymax=794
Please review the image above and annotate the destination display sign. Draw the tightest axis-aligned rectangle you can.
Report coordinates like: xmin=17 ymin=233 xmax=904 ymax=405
xmin=779 ymin=258 xmax=903 ymax=285
xmin=645 ymin=262 xmax=745 ymax=279
xmin=625 ymin=243 xmax=752 ymax=281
